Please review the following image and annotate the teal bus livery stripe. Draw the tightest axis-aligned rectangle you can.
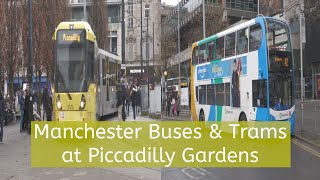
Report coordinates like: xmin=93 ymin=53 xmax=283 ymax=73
xmin=198 ymin=35 xmax=218 ymax=46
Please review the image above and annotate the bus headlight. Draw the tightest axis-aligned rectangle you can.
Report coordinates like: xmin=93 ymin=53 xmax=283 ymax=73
xmin=79 ymin=94 xmax=86 ymax=110
xmin=56 ymin=95 xmax=62 ymax=110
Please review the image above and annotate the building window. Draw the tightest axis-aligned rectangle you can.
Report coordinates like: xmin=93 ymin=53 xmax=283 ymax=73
xmin=128 ymin=37 xmax=134 ymax=61
xmin=145 ymin=4 xmax=150 ymax=18
xmin=128 ymin=17 xmax=133 ymax=29
xmin=109 ymin=31 xmax=117 ymax=55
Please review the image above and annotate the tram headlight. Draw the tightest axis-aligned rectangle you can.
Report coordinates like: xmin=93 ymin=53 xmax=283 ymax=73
xmin=79 ymin=94 xmax=86 ymax=110
xmin=56 ymin=95 xmax=62 ymax=110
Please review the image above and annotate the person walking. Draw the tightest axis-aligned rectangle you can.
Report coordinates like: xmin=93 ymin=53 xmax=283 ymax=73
xmin=42 ymin=85 xmax=51 ymax=121
xmin=136 ymin=85 xmax=141 ymax=115
xmin=0 ymin=90 xmax=5 ymax=143
xmin=125 ymin=84 xmax=130 ymax=116
xmin=24 ymin=87 xmax=32 ymax=131
xmin=19 ymin=89 xmax=26 ymax=132
xmin=171 ymin=95 xmax=176 ymax=116
xmin=130 ymin=84 xmax=138 ymax=120
xmin=166 ymin=95 xmax=171 ymax=117
xmin=177 ymin=95 xmax=181 ymax=116
xmin=116 ymin=84 xmax=124 ymax=121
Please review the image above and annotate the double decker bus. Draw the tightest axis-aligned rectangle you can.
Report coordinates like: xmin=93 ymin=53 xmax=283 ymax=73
xmin=190 ymin=17 xmax=295 ymax=133
xmin=53 ymin=21 xmax=120 ymax=121
xmin=166 ymin=77 xmax=188 ymax=93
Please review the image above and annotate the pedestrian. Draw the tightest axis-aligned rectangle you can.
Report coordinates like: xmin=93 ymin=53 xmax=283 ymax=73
xmin=171 ymin=95 xmax=176 ymax=116
xmin=116 ymin=84 xmax=124 ymax=121
xmin=24 ymin=87 xmax=32 ymax=131
xmin=130 ymin=84 xmax=138 ymax=120
xmin=0 ymin=90 xmax=5 ymax=144
xmin=166 ymin=95 xmax=171 ymax=117
xmin=136 ymin=85 xmax=141 ymax=115
xmin=125 ymin=84 xmax=130 ymax=116
xmin=19 ymin=89 xmax=26 ymax=132
xmin=177 ymin=95 xmax=181 ymax=116
xmin=42 ymin=85 xmax=51 ymax=121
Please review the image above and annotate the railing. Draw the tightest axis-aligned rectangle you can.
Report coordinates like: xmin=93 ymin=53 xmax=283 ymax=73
xmin=167 ymin=47 xmax=192 ymax=67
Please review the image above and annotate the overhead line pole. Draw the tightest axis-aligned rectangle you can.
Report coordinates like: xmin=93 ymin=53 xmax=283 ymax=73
xmin=121 ymin=0 xmax=126 ymax=77
xmin=140 ymin=0 xmax=143 ymax=83
xmin=178 ymin=0 xmax=181 ymax=99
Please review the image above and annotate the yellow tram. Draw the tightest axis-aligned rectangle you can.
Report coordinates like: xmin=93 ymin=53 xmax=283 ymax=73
xmin=53 ymin=21 xmax=120 ymax=121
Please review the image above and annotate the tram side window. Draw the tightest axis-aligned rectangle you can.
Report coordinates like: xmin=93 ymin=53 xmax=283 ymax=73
xmin=225 ymin=83 xmax=230 ymax=106
xmin=109 ymin=61 xmax=116 ymax=86
xmin=207 ymin=84 xmax=215 ymax=105
xmin=215 ymin=37 xmax=224 ymax=59
xmin=252 ymin=80 xmax=267 ymax=107
xmin=225 ymin=33 xmax=235 ymax=58
xmin=102 ymin=59 xmax=108 ymax=86
xmin=237 ymin=28 xmax=249 ymax=55
xmin=88 ymin=42 xmax=95 ymax=82
xmin=249 ymin=24 xmax=262 ymax=52
xmin=199 ymin=85 xmax=207 ymax=105
xmin=207 ymin=41 xmax=215 ymax=61
xmin=216 ymin=83 xmax=225 ymax=106
xmin=192 ymin=47 xmax=199 ymax=65
xmin=199 ymin=44 xmax=207 ymax=64
xmin=95 ymin=56 xmax=99 ymax=84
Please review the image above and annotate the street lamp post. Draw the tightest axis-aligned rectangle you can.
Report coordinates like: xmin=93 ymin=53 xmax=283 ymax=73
xmin=140 ymin=0 xmax=143 ymax=83
xmin=27 ymin=0 xmax=33 ymax=134
xmin=202 ymin=0 xmax=206 ymax=39
xmin=146 ymin=12 xmax=149 ymax=109
xmin=177 ymin=0 xmax=181 ymax=99
xmin=83 ymin=0 xmax=87 ymax=21
xmin=121 ymin=0 xmax=126 ymax=77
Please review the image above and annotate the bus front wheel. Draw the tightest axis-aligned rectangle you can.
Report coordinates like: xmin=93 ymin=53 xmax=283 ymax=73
xmin=239 ymin=113 xmax=247 ymax=121
xmin=199 ymin=110 xmax=205 ymax=121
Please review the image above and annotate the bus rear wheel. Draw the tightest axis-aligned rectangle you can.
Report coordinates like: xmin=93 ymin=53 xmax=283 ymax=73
xmin=199 ymin=110 xmax=205 ymax=121
xmin=239 ymin=113 xmax=247 ymax=121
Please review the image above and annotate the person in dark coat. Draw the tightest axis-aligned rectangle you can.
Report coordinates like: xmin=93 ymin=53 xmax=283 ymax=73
xmin=130 ymin=84 xmax=138 ymax=120
xmin=0 ymin=91 xmax=5 ymax=143
xmin=166 ymin=94 xmax=171 ymax=117
xmin=42 ymin=85 xmax=52 ymax=121
xmin=19 ymin=90 xmax=26 ymax=132
xmin=125 ymin=84 xmax=130 ymax=116
xmin=24 ymin=88 xmax=32 ymax=129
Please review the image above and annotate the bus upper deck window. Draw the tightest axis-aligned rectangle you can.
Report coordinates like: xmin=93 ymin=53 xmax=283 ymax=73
xmin=249 ymin=24 xmax=262 ymax=52
xmin=192 ymin=47 xmax=199 ymax=65
xmin=208 ymin=41 xmax=215 ymax=62
xmin=215 ymin=37 xmax=224 ymax=59
xmin=225 ymin=32 xmax=235 ymax=58
xmin=199 ymin=44 xmax=207 ymax=64
xmin=237 ymin=28 xmax=249 ymax=55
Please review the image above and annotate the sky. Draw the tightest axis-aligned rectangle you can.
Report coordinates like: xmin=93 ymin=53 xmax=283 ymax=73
xmin=161 ymin=0 xmax=178 ymax=6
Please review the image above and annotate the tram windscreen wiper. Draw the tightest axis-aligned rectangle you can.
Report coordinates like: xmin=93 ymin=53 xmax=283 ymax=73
xmin=57 ymin=69 xmax=72 ymax=100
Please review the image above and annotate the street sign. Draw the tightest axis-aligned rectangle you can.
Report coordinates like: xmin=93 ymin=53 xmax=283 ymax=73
xmin=121 ymin=64 xmax=126 ymax=70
